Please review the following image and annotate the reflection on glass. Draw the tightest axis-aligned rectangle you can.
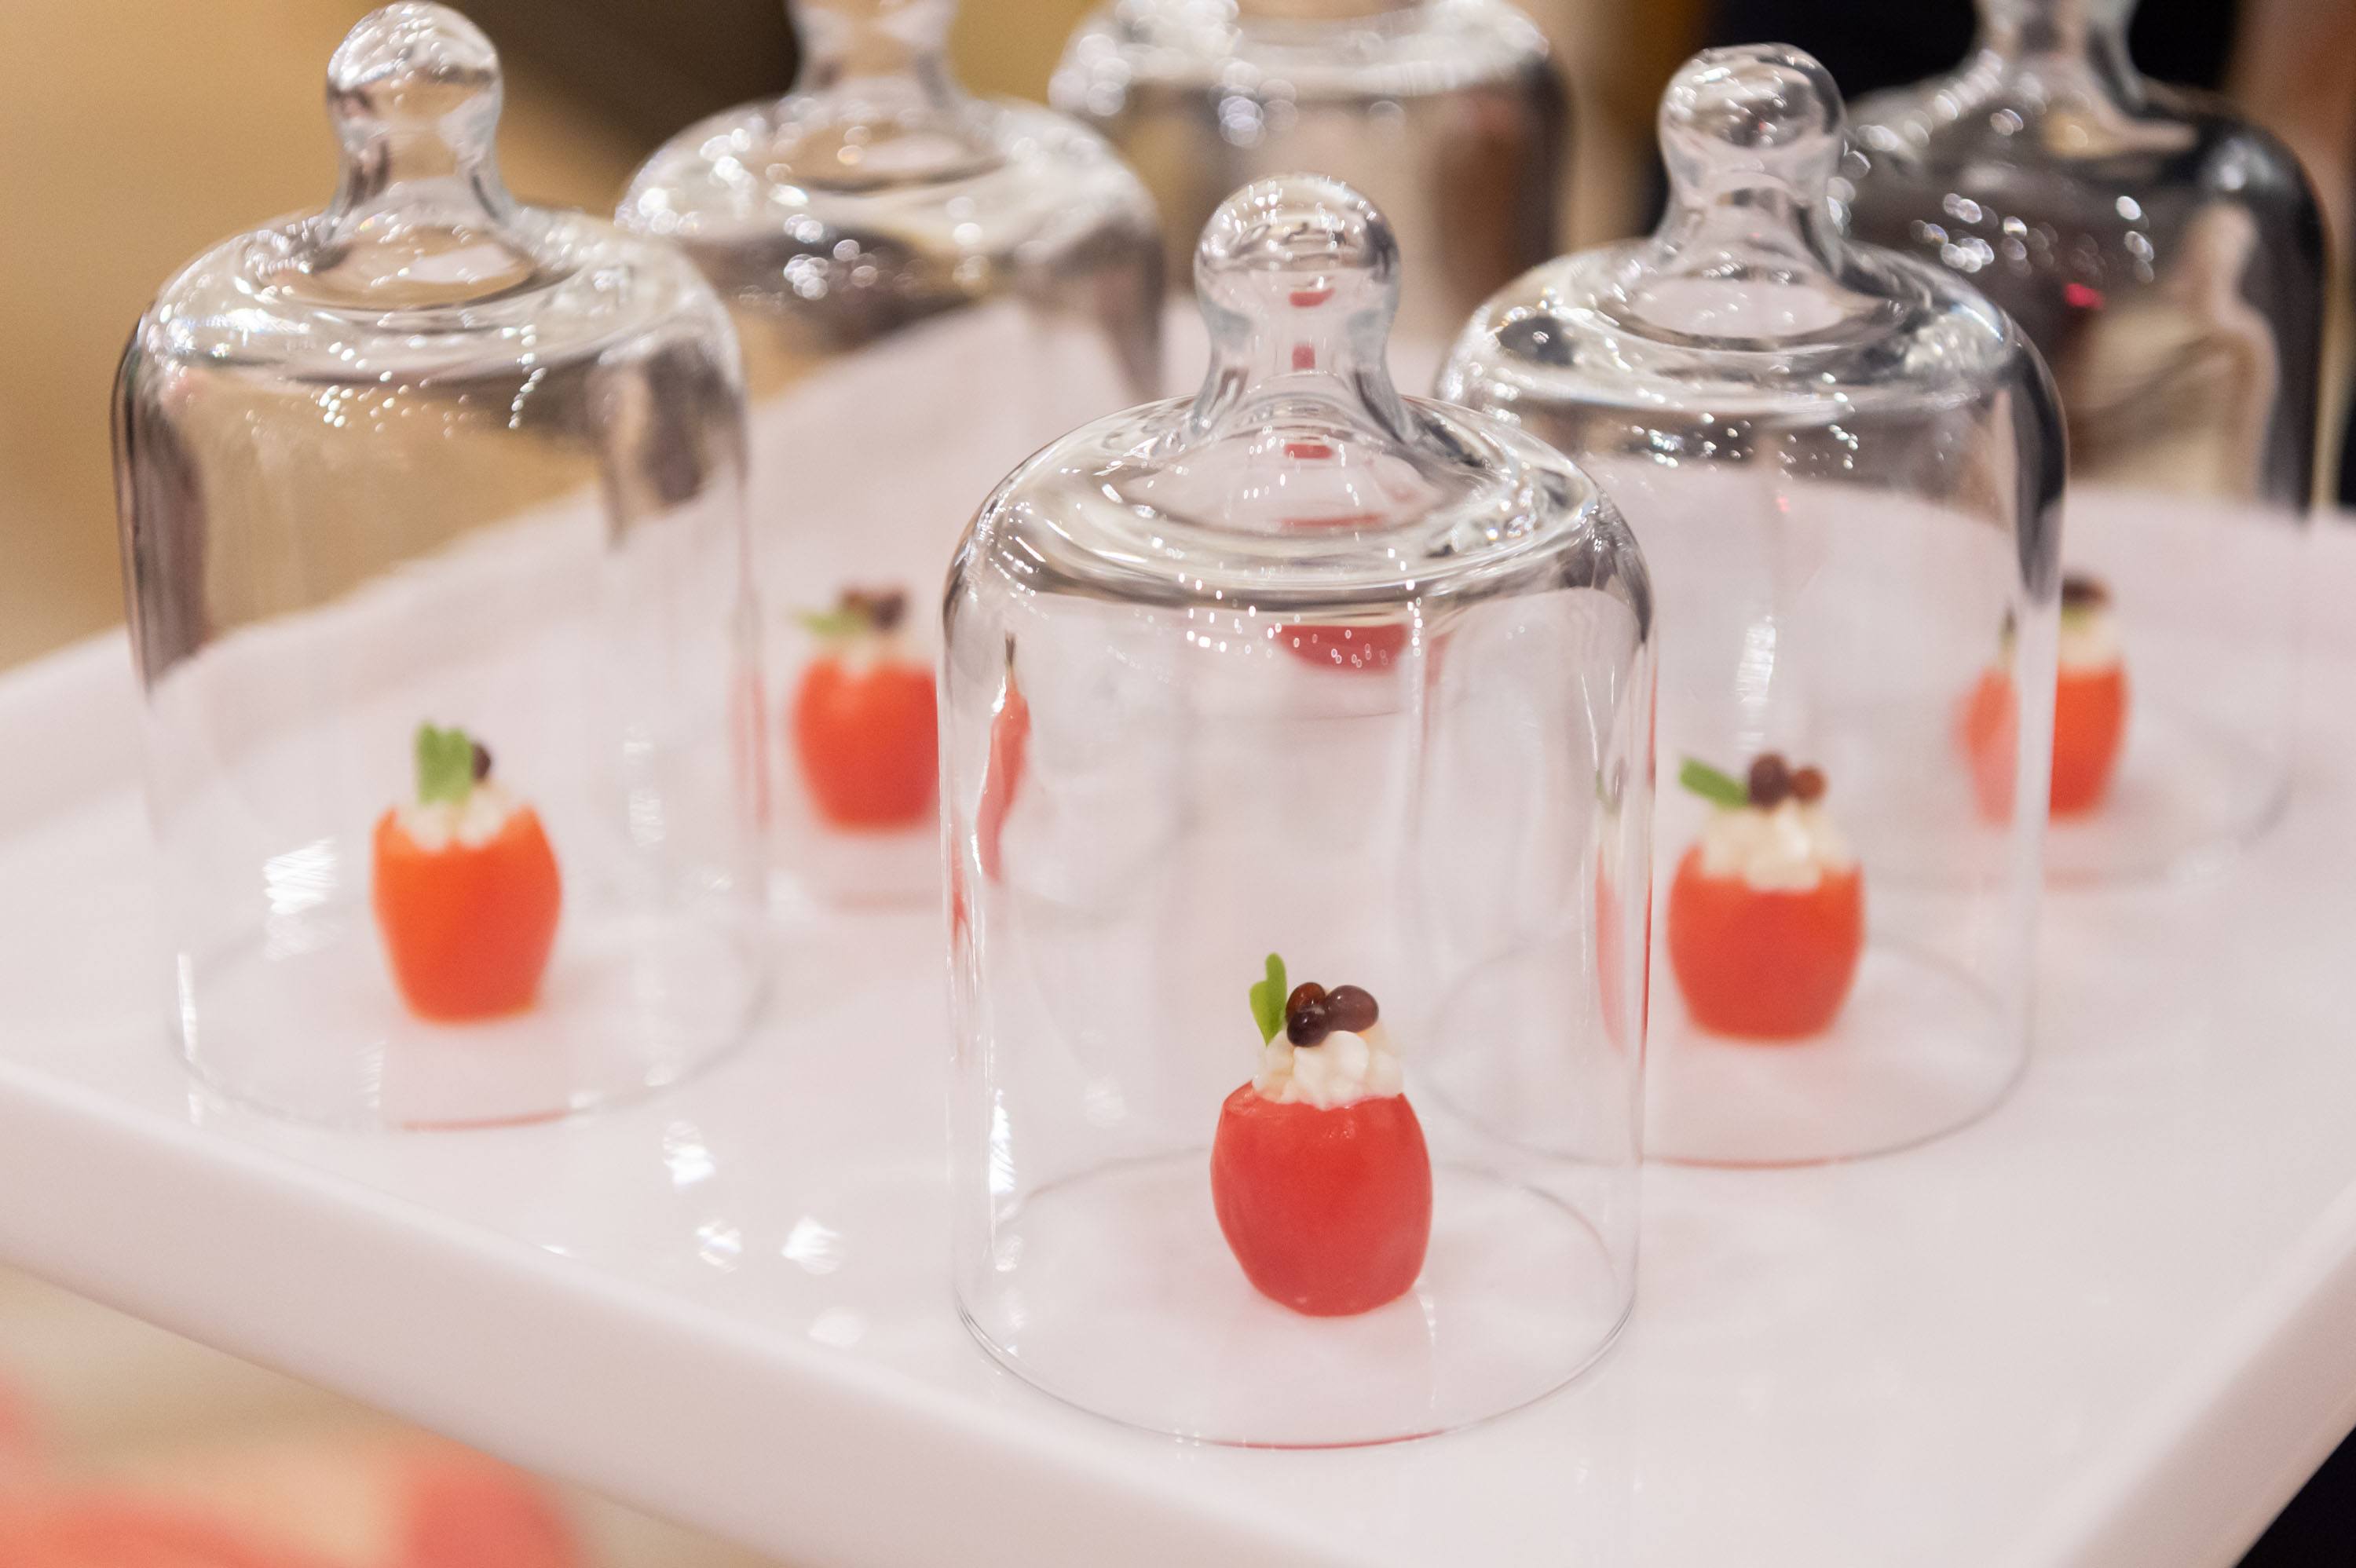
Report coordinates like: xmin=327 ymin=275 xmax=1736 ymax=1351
xmin=1053 ymin=0 xmax=1568 ymax=382
xmin=623 ymin=0 xmax=1164 ymax=907
xmin=1442 ymin=46 xmax=2064 ymax=1166
xmin=1836 ymin=0 xmax=2327 ymax=879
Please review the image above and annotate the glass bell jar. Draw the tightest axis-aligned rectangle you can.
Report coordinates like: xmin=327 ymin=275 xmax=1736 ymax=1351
xmin=113 ymin=4 xmax=766 ymax=1128
xmin=620 ymin=0 xmax=1164 ymax=908
xmin=944 ymin=176 xmax=1652 ymax=1445
xmin=1441 ymin=46 xmax=2065 ymax=1166
xmin=1835 ymin=0 xmax=2327 ymax=880
xmin=1052 ymin=0 xmax=1567 ymax=387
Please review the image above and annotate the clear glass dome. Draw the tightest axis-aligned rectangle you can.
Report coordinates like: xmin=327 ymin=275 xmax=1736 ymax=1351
xmin=1441 ymin=46 xmax=2065 ymax=1166
xmin=1052 ymin=0 xmax=1566 ymax=385
xmin=1835 ymin=0 xmax=2327 ymax=880
xmin=620 ymin=0 xmax=1164 ymax=907
xmin=113 ymin=4 xmax=766 ymax=1128
xmin=945 ymin=177 xmax=1652 ymax=1444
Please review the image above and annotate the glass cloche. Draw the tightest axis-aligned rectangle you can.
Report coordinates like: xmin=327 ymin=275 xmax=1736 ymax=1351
xmin=945 ymin=176 xmax=1652 ymax=1444
xmin=1441 ymin=46 xmax=2065 ymax=1166
xmin=113 ymin=4 xmax=766 ymax=1128
xmin=620 ymin=0 xmax=1164 ymax=907
xmin=1052 ymin=0 xmax=1567 ymax=385
xmin=1835 ymin=0 xmax=2326 ymax=879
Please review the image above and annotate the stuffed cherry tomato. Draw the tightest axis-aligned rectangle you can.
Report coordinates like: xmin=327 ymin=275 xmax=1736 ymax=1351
xmin=373 ymin=724 xmax=561 ymax=1022
xmin=1211 ymin=956 xmax=1431 ymax=1316
xmin=1667 ymin=754 xmax=1864 ymax=1041
xmin=792 ymin=587 xmax=937 ymax=831
xmin=1963 ymin=572 xmax=2128 ymax=821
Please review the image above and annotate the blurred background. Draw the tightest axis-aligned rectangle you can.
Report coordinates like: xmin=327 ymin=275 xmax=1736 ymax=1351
xmin=0 ymin=0 xmax=2350 ymax=1561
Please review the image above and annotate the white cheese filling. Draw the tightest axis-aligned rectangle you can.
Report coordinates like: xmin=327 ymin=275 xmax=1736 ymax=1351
xmin=2060 ymin=606 xmax=2122 ymax=674
xmin=396 ymin=781 xmax=521 ymax=852
xmin=1698 ymin=799 xmax=1855 ymax=894
xmin=1253 ymin=1022 xmax=1405 ymax=1109
xmin=814 ymin=630 xmax=922 ymax=674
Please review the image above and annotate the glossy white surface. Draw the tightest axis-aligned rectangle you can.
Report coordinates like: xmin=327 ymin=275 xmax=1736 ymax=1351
xmin=5 ymin=535 xmax=2356 ymax=1565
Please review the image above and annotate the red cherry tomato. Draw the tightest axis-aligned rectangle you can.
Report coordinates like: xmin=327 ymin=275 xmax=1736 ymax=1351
xmin=976 ymin=669 xmax=1029 ymax=883
xmin=1210 ymin=1083 xmax=1432 ymax=1315
xmin=792 ymin=656 xmax=938 ymax=830
xmin=1961 ymin=668 xmax=2020 ymax=822
xmin=1960 ymin=663 xmax=2127 ymax=821
xmin=1666 ymin=846 xmax=1864 ymax=1041
xmin=372 ymin=806 xmax=562 ymax=1022
xmin=2051 ymin=665 xmax=2127 ymax=815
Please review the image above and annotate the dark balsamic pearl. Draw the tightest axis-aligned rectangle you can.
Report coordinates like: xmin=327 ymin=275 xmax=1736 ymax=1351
xmin=1747 ymin=752 xmax=1792 ymax=807
xmin=470 ymin=742 xmax=492 ymax=782
xmin=1284 ymin=981 xmax=1331 ymax=1046
xmin=842 ymin=586 xmax=909 ymax=634
xmin=1323 ymin=984 xmax=1378 ymax=1033
xmin=2061 ymin=572 xmax=2109 ymax=610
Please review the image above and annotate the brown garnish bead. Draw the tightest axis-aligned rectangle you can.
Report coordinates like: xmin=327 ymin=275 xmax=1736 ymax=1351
xmin=2060 ymin=573 xmax=2109 ymax=611
xmin=1285 ymin=981 xmax=1331 ymax=1045
xmin=1323 ymin=984 xmax=1379 ymax=1033
xmin=1790 ymin=766 xmax=1826 ymax=804
xmin=1747 ymin=752 xmax=1793 ymax=808
xmin=842 ymin=587 xmax=909 ymax=634
xmin=470 ymin=742 xmax=492 ymax=782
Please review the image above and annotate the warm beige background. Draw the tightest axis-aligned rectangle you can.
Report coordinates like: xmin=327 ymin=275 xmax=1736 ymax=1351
xmin=0 ymin=0 xmax=645 ymax=669
xmin=0 ymin=0 xmax=1707 ymax=672
xmin=5 ymin=1 xmax=2346 ymax=674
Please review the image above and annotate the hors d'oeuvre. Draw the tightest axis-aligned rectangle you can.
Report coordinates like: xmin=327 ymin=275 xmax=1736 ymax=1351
xmin=792 ymin=587 xmax=937 ymax=831
xmin=1963 ymin=572 xmax=2129 ymax=820
xmin=1667 ymin=754 xmax=1864 ymax=1041
xmin=1211 ymin=955 xmax=1432 ymax=1316
xmin=373 ymin=723 xmax=561 ymax=1022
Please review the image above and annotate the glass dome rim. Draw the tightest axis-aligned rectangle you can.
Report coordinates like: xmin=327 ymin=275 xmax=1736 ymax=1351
xmin=1057 ymin=0 xmax=1551 ymax=93
xmin=1845 ymin=71 xmax=2314 ymax=201
xmin=1450 ymin=236 xmax=2028 ymax=408
xmin=130 ymin=206 xmax=728 ymax=378
xmin=619 ymin=94 xmax=1151 ymax=244
xmin=961 ymin=390 xmax=1633 ymax=609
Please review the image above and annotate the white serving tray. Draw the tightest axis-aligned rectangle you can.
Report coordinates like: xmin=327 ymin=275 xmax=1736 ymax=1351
xmin=4 ymin=533 xmax=2356 ymax=1566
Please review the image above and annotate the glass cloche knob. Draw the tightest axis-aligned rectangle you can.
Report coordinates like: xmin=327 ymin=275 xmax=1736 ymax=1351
xmin=327 ymin=2 xmax=502 ymax=166
xmin=1658 ymin=44 xmax=1843 ymax=202
xmin=1195 ymin=174 xmax=1401 ymax=326
xmin=1630 ymin=46 xmax=1875 ymax=342
xmin=303 ymin=3 xmax=532 ymax=304
xmin=1190 ymin=175 xmax=1410 ymax=447
xmin=796 ymin=0 xmax=956 ymax=76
